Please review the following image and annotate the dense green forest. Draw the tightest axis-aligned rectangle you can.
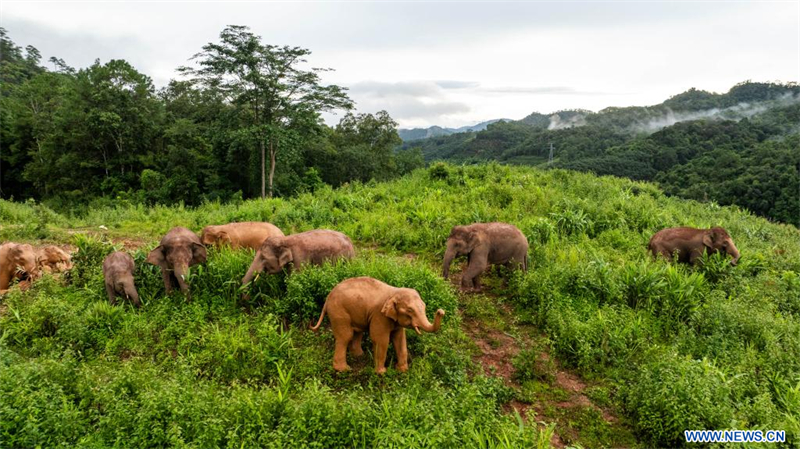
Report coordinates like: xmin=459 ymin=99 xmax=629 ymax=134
xmin=404 ymin=82 xmax=800 ymax=226
xmin=0 ymin=27 xmax=424 ymax=210
xmin=2 ymin=164 xmax=799 ymax=447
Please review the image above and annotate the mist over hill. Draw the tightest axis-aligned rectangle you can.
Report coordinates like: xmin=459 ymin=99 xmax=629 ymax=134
xmin=402 ymin=81 xmax=800 ymax=226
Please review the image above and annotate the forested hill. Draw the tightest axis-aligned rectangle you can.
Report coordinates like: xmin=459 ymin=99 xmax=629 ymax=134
xmin=403 ymin=82 xmax=800 ymax=226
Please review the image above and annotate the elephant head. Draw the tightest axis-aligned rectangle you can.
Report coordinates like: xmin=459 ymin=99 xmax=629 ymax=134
xmin=146 ymin=238 xmax=207 ymax=293
xmin=200 ymin=226 xmax=231 ymax=247
xmin=255 ymin=237 xmax=293 ymax=274
xmin=703 ymin=227 xmax=740 ymax=265
xmin=7 ymin=243 xmax=39 ymax=282
xmin=381 ymin=288 xmax=445 ymax=335
xmin=442 ymin=226 xmax=482 ymax=278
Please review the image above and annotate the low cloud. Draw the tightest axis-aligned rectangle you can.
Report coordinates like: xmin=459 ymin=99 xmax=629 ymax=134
xmin=348 ymin=80 xmax=471 ymax=123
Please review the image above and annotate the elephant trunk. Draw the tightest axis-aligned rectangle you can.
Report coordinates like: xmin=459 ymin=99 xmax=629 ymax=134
xmin=173 ymin=264 xmax=190 ymax=294
xmin=729 ymin=243 xmax=741 ymax=266
xmin=442 ymin=245 xmax=456 ymax=279
xmin=416 ymin=309 xmax=445 ymax=334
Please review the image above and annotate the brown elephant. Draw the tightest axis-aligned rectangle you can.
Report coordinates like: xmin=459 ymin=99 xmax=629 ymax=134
xmin=146 ymin=227 xmax=207 ymax=299
xmin=201 ymin=222 xmax=284 ymax=250
xmin=648 ymin=226 xmax=740 ymax=265
xmin=310 ymin=277 xmax=445 ymax=374
xmin=103 ymin=251 xmax=140 ymax=307
xmin=0 ymin=242 xmax=39 ymax=293
xmin=36 ymin=246 xmax=72 ymax=273
xmin=442 ymin=222 xmax=529 ymax=290
xmin=241 ymin=229 xmax=355 ymax=286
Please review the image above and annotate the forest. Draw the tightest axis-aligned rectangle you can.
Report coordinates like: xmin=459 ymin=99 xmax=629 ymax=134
xmin=0 ymin=27 xmax=424 ymax=210
xmin=404 ymin=82 xmax=800 ymax=226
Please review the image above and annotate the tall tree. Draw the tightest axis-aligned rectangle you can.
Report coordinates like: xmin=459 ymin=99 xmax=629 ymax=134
xmin=179 ymin=25 xmax=353 ymax=198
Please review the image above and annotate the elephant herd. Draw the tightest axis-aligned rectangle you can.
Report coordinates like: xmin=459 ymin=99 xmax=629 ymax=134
xmin=0 ymin=221 xmax=740 ymax=373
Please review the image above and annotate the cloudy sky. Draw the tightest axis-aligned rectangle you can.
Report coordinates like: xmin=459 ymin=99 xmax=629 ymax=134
xmin=2 ymin=1 xmax=798 ymax=128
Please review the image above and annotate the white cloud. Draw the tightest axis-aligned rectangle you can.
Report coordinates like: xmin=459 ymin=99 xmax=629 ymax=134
xmin=1 ymin=1 xmax=797 ymax=128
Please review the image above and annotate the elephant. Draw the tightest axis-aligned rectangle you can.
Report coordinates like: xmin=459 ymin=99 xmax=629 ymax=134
xmin=442 ymin=222 xmax=529 ymax=290
xmin=241 ymin=229 xmax=355 ymax=287
xmin=310 ymin=276 xmax=445 ymax=374
xmin=0 ymin=242 xmax=39 ymax=294
xmin=648 ymin=226 xmax=740 ymax=266
xmin=103 ymin=251 xmax=140 ymax=307
xmin=201 ymin=221 xmax=284 ymax=251
xmin=36 ymin=246 xmax=72 ymax=273
xmin=146 ymin=227 xmax=207 ymax=299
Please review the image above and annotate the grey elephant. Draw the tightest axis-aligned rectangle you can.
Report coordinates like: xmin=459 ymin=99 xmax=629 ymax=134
xmin=442 ymin=222 xmax=529 ymax=290
xmin=241 ymin=229 xmax=355 ymax=287
xmin=648 ymin=226 xmax=740 ymax=265
xmin=146 ymin=227 xmax=207 ymax=299
xmin=103 ymin=251 xmax=140 ymax=307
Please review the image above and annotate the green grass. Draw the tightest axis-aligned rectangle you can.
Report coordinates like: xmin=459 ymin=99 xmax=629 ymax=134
xmin=1 ymin=163 xmax=799 ymax=447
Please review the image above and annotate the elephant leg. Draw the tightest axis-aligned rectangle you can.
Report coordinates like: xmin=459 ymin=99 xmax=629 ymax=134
xmin=372 ymin=332 xmax=391 ymax=375
xmin=392 ymin=329 xmax=409 ymax=372
xmin=689 ymin=249 xmax=704 ymax=266
xmin=349 ymin=331 xmax=364 ymax=357
xmin=462 ymin=257 xmax=488 ymax=290
xmin=105 ymin=283 xmax=118 ymax=305
xmin=332 ymin=327 xmax=353 ymax=372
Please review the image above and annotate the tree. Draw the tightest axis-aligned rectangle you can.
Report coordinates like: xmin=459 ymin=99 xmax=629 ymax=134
xmin=179 ymin=25 xmax=353 ymax=198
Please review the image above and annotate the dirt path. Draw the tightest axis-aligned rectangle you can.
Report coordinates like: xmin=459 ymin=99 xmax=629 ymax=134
xmin=452 ymin=272 xmax=636 ymax=449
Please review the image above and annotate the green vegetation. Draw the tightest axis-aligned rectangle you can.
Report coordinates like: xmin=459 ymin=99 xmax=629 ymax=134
xmin=405 ymin=82 xmax=800 ymax=226
xmin=2 ymin=163 xmax=799 ymax=447
xmin=0 ymin=27 xmax=424 ymax=209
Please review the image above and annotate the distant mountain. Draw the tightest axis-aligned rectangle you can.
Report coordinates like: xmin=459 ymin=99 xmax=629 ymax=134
xmin=399 ymin=119 xmax=511 ymax=141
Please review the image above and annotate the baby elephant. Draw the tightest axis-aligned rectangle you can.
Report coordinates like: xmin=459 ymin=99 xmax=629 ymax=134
xmin=103 ymin=251 xmax=140 ymax=307
xmin=241 ymin=229 xmax=355 ymax=286
xmin=649 ymin=226 xmax=740 ymax=265
xmin=311 ymin=277 xmax=445 ymax=374
xmin=443 ymin=222 xmax=529 ymax=290
xmin=36 ymin=246 xmax=73 ymax=273
xmin=201 ymin=221 xmax=284 ymax=251
xmin=147 ymin=227 xmax=207 ymax=299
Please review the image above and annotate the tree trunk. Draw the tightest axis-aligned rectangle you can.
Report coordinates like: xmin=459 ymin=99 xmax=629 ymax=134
xmin=260 ymin=138 xmax=266 ymax=199
xmin=268 ymin=137 xmax=276 ymax=198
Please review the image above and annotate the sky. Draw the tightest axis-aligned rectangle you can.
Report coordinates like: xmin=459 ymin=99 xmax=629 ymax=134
xmin=1 ymin=1 xmax=798 ymax=129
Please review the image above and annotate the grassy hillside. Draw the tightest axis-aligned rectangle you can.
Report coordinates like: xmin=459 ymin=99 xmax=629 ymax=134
xmin=403 ymin=82 xmax=800 ymax=226
xmin=1 ymin=163 xmax=799 ymax=448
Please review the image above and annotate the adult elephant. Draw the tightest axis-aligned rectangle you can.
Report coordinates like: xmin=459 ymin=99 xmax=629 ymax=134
xmin=241 ymin=229 xmax=355 ymax=288
xmin=442 ymin=222 xmax=528 ymax=290
xmin=146 ymin=227 xmax=207 ymax=299
xmin=0 ymin=242 xmax=39 ymax=293
xmin=311 ymin=277 xmax=445 ymax=374
xmin=201 ymin=222 xmax=284 ymax=251
xmin=648 ymin=226 xmax=740 ymax=265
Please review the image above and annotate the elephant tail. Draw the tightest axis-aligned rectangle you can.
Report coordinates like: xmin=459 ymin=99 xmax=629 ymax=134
xmin=310 ymin=301 xmax=328 ymax=331
xmin=524 ymin=253 xmax=529 ymax=272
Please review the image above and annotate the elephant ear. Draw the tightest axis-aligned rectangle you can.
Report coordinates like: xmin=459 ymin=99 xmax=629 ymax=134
xmin=191 ymin=242 xmax=207 ymax=264
xmin=466 ymin=229 xmax=484 ymax=252
xmin=218 ymin=230 xmax=231 ymax=244
xmin=381 ymin=294 xmax=399 ymax=321
xmin=146 ymin=246 xmax=165 ymax=266
xmin=277 ymin=245 xmax=293 ymax=268
xmin=702 ymin=231 xmax=715 ymax=248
